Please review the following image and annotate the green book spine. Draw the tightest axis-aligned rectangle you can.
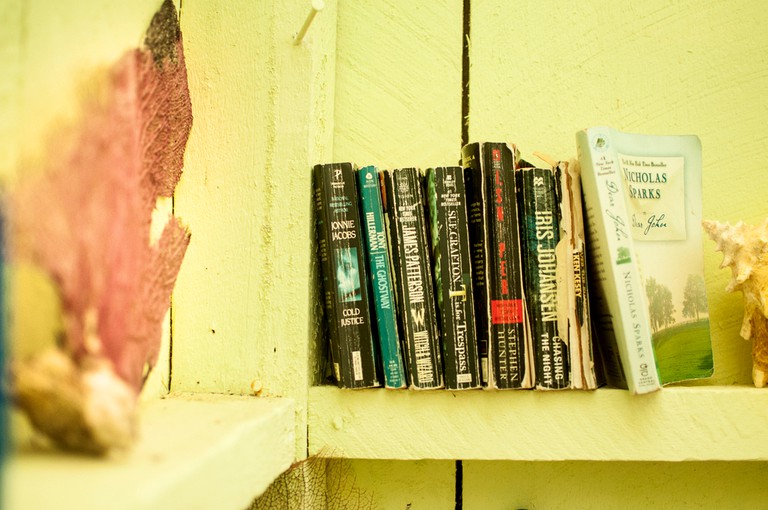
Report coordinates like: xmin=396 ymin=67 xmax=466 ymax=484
xmin=313 ymin=163 xmax=380 ymax=389
xmin=426 ymin=166 xmax=481 ymax=390
xmin=518 ymin=167 xmax=570 ymax=390
xmin=357 ymin=165 xmax=407 ymax=389
xmin=383 ymin=168 xmax=443 ymax=390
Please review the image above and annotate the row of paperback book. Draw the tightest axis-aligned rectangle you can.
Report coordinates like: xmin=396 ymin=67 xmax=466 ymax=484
xmin=313 ymin=141 xmax=598 ymax=391
xmin=314 ymin=128 xmax=715 ymax=393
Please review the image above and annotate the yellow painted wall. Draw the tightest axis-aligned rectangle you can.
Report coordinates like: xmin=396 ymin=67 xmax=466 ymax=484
xmin=4 ymin=0 xmax=768 ymax=508
xmin=172 ymin=0 xmax=323 ymax=455
xmin=464 ymin=461 xmax=768 ymax=509
xmin=467 ymin=0 xmax=768 ymax=387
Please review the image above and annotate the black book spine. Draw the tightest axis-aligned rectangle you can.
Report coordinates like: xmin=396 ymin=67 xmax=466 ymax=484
xmin=384 ymin=168 xmax=443 ymax=389
xmin=517 ymin=167 xmax=570 ymax=389
xmin=312 ymin=163 xmax=380 ymax=388
xmin=461 ymin=144 xmax=490 ymax=386
xmin=463 ymin=143 xmax=531 ymax=389
xmin=482 ymin=143 xmax=530 ymax=389
xmin=380 ymin=170 xmax=410 ymax=388
xmin=427 ymin=167 xmax=481 ymax=390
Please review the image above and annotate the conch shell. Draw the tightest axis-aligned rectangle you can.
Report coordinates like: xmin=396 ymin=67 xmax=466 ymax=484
xmin=703 ymin=218 xmax=768 ymax=387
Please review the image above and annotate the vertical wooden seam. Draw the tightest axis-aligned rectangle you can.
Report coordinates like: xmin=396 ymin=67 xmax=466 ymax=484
xmin=461 ymin=0 xmax=471 ymax=147
xmin=455 ymin=459 xmax=464 ymax=509
xmin=168 ymin=0 xmax=183 ymax=393
xmin=458 ymin=0 xmax=470 ymax=504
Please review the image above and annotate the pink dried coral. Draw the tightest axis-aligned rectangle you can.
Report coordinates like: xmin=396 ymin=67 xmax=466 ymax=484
xmin=9 ymin=0 xmax=192 ymax=454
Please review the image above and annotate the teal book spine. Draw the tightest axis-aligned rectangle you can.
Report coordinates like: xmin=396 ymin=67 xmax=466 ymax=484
xmin=357 ymin=166 xmax=407 ymax=389
xmin=517 ymin=167 xmax=570 ymax=390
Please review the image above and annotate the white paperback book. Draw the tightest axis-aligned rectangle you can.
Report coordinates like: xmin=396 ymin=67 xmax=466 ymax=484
xmin=576 ymin=126 xmax=713 ymax=394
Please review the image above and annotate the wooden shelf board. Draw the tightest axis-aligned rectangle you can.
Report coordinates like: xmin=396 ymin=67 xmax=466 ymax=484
xmin=5 ymin=393 xmax=295 ymax=510
xmin=308 ymin=385 xmax=768 ymax=461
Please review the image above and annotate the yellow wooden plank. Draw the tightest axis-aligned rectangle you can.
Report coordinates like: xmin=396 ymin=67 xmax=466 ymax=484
xmin=333 ymin=0 xmax=463 ymax=168
xmin=309 ymin=385 xmax=768 ymax=461
xmin=6 ymin=394 xmax=295 ymax=510
xmin=327 ymin=459 xmax=456 ymax=509
xmin=463 ymin=460 xmax=768 ymax=510
xmin=174 ymin=0 xmax=334 ymax=457
xmin=173 ymin=0 xmax=274 ymax=394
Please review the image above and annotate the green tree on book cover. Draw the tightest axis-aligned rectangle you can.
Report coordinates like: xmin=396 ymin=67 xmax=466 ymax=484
xmin=646 ymin=277 xmax=674 ymax=332
xmin=682 ymin=274 xmax=708 ymax=321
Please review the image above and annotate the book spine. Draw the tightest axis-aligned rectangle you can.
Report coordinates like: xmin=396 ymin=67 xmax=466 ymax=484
xmin=461 ymin=143 xmax=490 ymax=386
xmin=480 ymin=143 xmax=532 ymax=389
xmin=427 ymin=167 xmax=481 ymax=390
xmin=312 ymin=163 xmax=380 ymax=389
xmin=380 ymin=170 xmax=409 ymax=388
xmin=557 ymin=160 xmax=598 ymax=390
xmin=357 ymin=166 xmax=407 ymax=389
xmin=518 ymin=167 xmax=570 ymax=390
xmin=576 ymin=129 xmax=661 ymax=394
xmin=385 ymin=168 xmax=443 ymax=390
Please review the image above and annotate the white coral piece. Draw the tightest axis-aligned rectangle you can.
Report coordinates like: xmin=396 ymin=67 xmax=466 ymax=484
xmin=703 ymin=218 xmax=768 ymax=387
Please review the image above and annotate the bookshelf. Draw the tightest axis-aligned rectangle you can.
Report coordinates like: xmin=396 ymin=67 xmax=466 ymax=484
xmin=306 ymin=0 xmax=768 ymax=465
